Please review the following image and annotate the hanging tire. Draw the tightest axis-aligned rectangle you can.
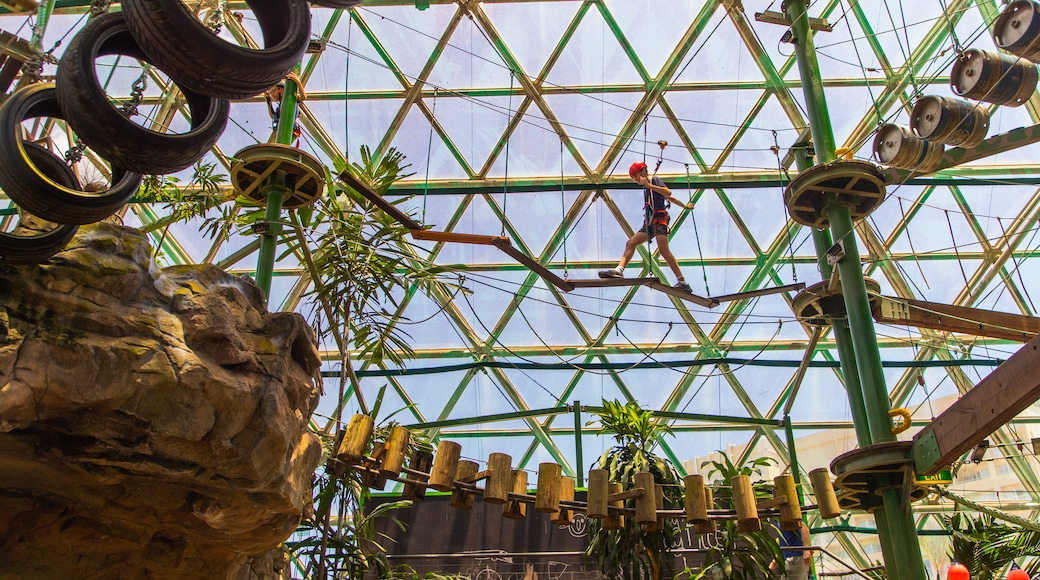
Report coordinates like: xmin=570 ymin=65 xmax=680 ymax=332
xmin=56 ymin=12 xmax=230 ymax=176
xmin=0 ymin=142 xmax=80 ymax=265
xmin=121 ymin=0 xmax=311 ymax=99
xmin=0 ymin=83 xmax=142 ymax=225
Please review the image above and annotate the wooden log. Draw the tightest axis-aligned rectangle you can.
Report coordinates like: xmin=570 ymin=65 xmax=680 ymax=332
xmin=503 ymin=469 xmax=530 ymax=519
xmin=402 ymin=449 xmax=434 ymax=501
xmin=428 ymin=440 xmax=462 ymax=492
xmin=484 ymin=453 xmax=513 ymax=504
xmin=587 ymin=469 xmax=609 ymax=519
xmin=693 ymin=487 xmax=716 ymax=534
xmin=450 ymin=460 xmax=479 ymax=509
xmin=380 ymin=425 xmax=411 ymax=477
xmin=335 ymin=414 xmax=374 ymax=465
xmin=684 ymin=474 xmax=708 ymax=524
xmin=603 ymin=482 xmax=625 ymax=530
xmin=535 ymin=463 xmax=562 ymax=513
xmin=732 ymin=475 xmax=761 ymax=533
xmin=550 ymin=477 xmax=576 ymax=526
xmin=809 ymin=468 xmax=840 ymax=519
xmin=634 ymin=472 xmax=657 ymax=527
xmin=775 ymin=475 xmax=802 ymax=530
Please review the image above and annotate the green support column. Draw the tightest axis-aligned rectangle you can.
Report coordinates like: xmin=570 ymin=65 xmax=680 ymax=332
xmin=15 ymin=0 xmax=57 ymax=90
xmin=795 ymin=146 xmax=872 ymax=447
xmin=784 ymin=1 xmax=927 ymax=578
xmin=573 ymin=400 xmax=583 ymax=487
xmin=254 ymin=71 xmax=301 ymax=299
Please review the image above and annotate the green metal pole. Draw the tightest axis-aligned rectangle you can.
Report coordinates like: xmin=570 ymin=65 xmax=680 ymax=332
xmin=14 ymin=0 xmax=56 ymax=90
xmin=574 ymin=400 xmax=583 ymax=487
xmin=796 ymin=146 xmax=872 ymax=447
xmin=784 ymin=2 xmax=927 ymax=578
xmin=254 ymin=70 xmax=301 ymax=299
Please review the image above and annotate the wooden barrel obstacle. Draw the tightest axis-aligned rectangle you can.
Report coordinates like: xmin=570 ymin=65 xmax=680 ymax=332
xmin=333 ymin=414 xmax=844 ymax=532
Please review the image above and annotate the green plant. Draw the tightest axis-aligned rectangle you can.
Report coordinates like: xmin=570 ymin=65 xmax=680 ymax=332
xmin=687 ymin=455 xmax=783 ymax=580
xmin=947 ymin=513 xmax=1040 ymax=579
xmin=584 ymin=399 xmax=682 ymax=579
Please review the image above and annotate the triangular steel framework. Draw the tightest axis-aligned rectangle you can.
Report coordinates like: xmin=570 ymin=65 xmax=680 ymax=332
xmin=4 ymin=0 xmax=1040 ymax=573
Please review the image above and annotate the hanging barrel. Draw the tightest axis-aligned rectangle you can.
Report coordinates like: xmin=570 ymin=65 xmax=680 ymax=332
xmin=603 ymin=482 xmax=625 ymax=530
xmin=693 ymin=487 xmax=716 ymax=535
xmin=911 ymin=96 xmax=989 ymax=147
xmin=450 ymin=460 xmax=480 ymax=509
xmin=873 ymin=124 xmax=944 ymax=172
xmin=951 ymin=48 xmax=1037 ymax=107
xmin=809 ymin=468 xmax=841 ymax=519
xmin=550 ymin=476 xmax=576 ymax=526
xmin=502 ymin=469 xmax=529 ymax=519
xmin=684 ymin=474 xmax=708 ymax=524
xmin=587 ymin=469 xmax=609 ymax=519
xmin=994 ymin=1 xmax=1040 ymax=62
xmin=335 ymin=414 xmax=374 ymax=465
xmin=535 ymin=463 xmax=562 ymax=513
xmin=428 ymin=440 xmax=462 ymax=491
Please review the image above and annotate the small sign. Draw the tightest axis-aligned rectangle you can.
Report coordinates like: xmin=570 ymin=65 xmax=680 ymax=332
xmin=913 ymin=469 xmax=953 ymax=485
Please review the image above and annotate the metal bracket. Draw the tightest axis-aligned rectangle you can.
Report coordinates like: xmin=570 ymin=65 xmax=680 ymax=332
xmin=825 ymin=239 xmax=845 ymax=266
xmin=911 ymin=430 xmax=941 ymax=473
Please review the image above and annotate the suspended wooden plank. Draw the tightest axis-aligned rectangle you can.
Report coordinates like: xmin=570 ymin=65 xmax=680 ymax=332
xmin=338 ymin=170 xmax=424 ymax=230
xmin=566 ymin=277 xmax=659 ymax=290
xmin=650 ymin=282 xmax=719 ymax=308
xmin=489 ymin=238 xmax=575 ymax=291
xmin=872 ymin=296 xmax=1040 ymax=342
xmin=411 ymin=230 xmax=509 ymax=245
xmin=712 ymin=282 xmax=807 ymax=305
xmin=912 ymin=330 xmax=1040 ymax=476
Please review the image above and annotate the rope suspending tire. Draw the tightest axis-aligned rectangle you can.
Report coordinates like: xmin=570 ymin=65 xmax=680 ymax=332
xmin=0 ymin=84 xmax=142 ymax=225
xmin=0 ymin=142 xmax=80 ymax=265
xmin=120 ymin=0 xmax=311 ymax=99
xmin=56 ymin=13 xmax=230 ymax=176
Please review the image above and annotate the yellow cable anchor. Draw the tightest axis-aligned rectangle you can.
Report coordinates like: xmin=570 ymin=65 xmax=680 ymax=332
xmin=889 ymin=407 xmax=912 ymax=434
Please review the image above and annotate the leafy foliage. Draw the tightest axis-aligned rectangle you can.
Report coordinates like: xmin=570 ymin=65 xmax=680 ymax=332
xmin=946 ymin=513 xmax=1040 ymax=579
xmin=684 ymin=455 xmax=783 ymax=580
xmin=584 ymin=399 xmax=682 ymax=579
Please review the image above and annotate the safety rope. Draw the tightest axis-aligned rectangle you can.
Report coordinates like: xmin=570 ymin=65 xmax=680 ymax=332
xmin=560 ymin=138 xmax=568 ymax=280
xmin=501 ymin=70 xmax=514 ymax=237
xmin=686 ymin=163 xmax=710 ymax=296
xmin=934 ymin=487 xmax=1040 ymax=534
xmin=422 ymin=89 xmax=437 ymax=227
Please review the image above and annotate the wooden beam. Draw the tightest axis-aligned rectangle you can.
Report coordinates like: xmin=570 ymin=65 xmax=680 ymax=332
xmin=912 ymin=331 xmax=1040 ymax=475
xmin=338 ymin=170 xmax=423 ymax=230
xmin=410 ymin=230 xmax=508 ymax=245
xmin=712 ymin=282 xmax=806 ymax=304
xmin=651 ymin=283 xmax=719 ymax=308
xmin=0 ymin=30 xmax=33 ymax=61
xmin=872 ymin=296 xmax=1040 ymax=343
xmin=567 ymin=277 xmax=660 ymax=290
xmin=489 ymin=238 xmax=574 ymax=292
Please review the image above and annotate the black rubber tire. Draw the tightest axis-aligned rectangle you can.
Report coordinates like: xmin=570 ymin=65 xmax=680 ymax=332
xmin=0 ymin=83 xmax=142 ymax=225
xmin=121 ymin=0 xmax=311 ymax=99
xmin=0 ymin=142 xmax=80 ymax=265
xmin=309 ymin=0 xmax=362 ymax=8
xmin=57 ymin=13 xmax=230 ymax=176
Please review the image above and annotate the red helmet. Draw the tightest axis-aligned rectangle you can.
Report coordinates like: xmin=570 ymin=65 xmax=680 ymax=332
xmin=629 ymin=161 xmax=648 ymax=178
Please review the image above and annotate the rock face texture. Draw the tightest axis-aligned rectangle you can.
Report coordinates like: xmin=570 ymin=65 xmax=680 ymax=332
xmin=0 ymin=224 xmax=323 ymax=579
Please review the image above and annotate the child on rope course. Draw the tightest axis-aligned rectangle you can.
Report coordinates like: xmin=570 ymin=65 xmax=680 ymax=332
xmin=599 ymin=161 xmax=695 ymax=293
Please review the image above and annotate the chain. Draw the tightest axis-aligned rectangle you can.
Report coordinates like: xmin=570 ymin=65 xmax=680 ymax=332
xmin=64 ymin=140 xmax=85 ymax=165
xmin=89 ymin=0 xmax=112 ymax=17
xmin=119 ymin=66 xmax=151 ymax=117
xmin=19 ymin=55 xmax=43 ymax=85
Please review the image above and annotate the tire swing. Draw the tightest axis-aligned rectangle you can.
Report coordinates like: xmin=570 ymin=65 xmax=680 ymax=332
xmin=56 ymin=12 xmax=230 ymax=175
xmin=0 ymin=83 xmax=142 ymax=225
xmin=120 ymin=0 xmax=311 ymax=99
xmin=0 ymin=142 xmax=80 ymax=265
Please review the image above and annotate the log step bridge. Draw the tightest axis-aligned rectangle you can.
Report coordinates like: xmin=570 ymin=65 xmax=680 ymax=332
xmin=338 ymin=171 xmax=797 ymax=309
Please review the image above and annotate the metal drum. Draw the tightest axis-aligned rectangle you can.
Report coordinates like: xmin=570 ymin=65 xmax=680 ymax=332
xmin=910 ymin=96 xmax=989 ymax=147
xmin=994 ymin=0 xmax=1040 ymax=62
xmin=873 ymin=124 xmax=944 ymax=172
xmin=950 ymin=48 xmax=1038 ymax=107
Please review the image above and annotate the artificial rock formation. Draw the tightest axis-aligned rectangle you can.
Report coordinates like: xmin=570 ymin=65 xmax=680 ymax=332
xmin=0 ymin=223 xmax=323 ymax=579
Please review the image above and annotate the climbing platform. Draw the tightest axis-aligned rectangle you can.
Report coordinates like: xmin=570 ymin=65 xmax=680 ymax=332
xmin=784 ymin=160 xmax=887 ymax=228
xmin=231 ymin=144 xmax=325 ymax=209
